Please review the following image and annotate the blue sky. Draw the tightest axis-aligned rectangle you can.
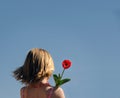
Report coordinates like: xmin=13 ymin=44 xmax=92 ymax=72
xmin=0 ymin=0 xmax=120 ymax=98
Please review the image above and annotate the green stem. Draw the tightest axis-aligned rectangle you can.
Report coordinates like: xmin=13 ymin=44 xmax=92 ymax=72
xmin=61 ymin=69 xmax=65 ymax=79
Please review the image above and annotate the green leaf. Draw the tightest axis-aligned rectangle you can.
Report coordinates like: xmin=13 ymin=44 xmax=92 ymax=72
xmin=53 ymin=74 xmax=58 ymax=80
xmin=53 ymin=74 xmax=58 ymax=84
xmin=58 ymin=73 xmax=61 ymax=79
xmin=53 ymin=74 xmax=71 ymax=87
xmin=59 ymin=78 xmax=71 ymax=86
xmin=53 ymin=74 xmax=61 ymax=86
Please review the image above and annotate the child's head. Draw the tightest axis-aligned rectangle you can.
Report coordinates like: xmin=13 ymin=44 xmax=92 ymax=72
xmin=13 ymin=48 xmax=54 ymax=84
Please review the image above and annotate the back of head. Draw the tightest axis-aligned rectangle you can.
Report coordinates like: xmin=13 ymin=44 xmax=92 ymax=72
xmin=13 ymin=48 xmax=54 ymax=84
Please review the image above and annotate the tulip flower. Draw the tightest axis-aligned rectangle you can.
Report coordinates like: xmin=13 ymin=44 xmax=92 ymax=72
xmin=53 ymin=59 xmax=72 ymax=87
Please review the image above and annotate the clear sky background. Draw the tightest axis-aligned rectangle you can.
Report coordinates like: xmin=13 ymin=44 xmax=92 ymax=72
xmin=0 ymin=0 xmax=120 ymax=98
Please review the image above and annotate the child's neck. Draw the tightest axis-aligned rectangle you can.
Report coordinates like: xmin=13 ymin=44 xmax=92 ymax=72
xmin=28 ymin=77 xmax=49 ymax=88
xmin=41 ymin=77 xmax=49 ymax=84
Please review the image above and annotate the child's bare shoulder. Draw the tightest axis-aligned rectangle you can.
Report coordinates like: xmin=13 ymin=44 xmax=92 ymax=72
xmin=20 ymin=86 xmax=27 ymax=97
xmin=52 ymin=87 xmax=65 ymax=98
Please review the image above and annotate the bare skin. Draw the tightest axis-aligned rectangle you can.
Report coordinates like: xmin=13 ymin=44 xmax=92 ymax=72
xmin=20 ymin=77 xmax=65 ymax=98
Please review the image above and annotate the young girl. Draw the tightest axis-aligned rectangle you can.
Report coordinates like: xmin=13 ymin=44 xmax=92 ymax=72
xmin=13 ymin=48 xmax=65 ymax=98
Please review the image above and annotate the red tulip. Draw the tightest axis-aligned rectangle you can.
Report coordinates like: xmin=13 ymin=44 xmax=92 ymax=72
xmin=62 ymin=59 xmax=72 ymax=69
xmin=53 ymin=59 xmax=72 ymax=87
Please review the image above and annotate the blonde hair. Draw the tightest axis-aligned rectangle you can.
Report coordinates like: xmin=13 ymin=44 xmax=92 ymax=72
xmin=13 ymin=48 xmax=54 ymax=84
